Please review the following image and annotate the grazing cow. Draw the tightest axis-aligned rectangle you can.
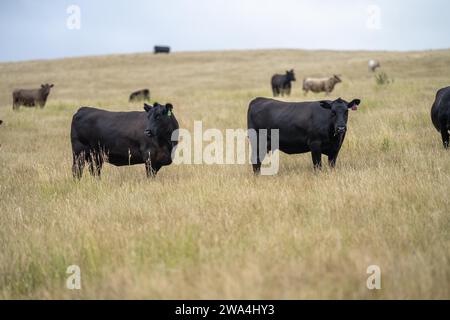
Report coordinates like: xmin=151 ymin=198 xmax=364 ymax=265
xmin=154 ymin=46 xmax=170 ymax=54
xmin=71 ymin=102 xmax=179 ymax=179
xmin=129 ymin=89 xmax=150 ymax=102
xmin=271 ymin=70 xmax=296 ymax=97
xmin=431 ymin=86 xmax=450 ymax=149
xmin=368 ymin=59 xmax=381 ymax=72
xmin=303 ymin=75 xmax=342 ymax=95
xmin=13 ymin=84 xmax=54 ymax=110
xmin=247 ymin=97 xmax=361 ymax=173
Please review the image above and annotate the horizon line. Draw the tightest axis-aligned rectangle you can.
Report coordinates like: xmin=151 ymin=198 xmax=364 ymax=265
xmin=2 ymin=47 xmax=450 ymax=64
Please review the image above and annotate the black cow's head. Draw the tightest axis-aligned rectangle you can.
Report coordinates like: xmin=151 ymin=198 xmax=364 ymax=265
xmin=286 ymin=69 xmax=296 ymax=82
xmin=320 ymin=98 xmax=360 ymax=135
xmin=40 ymin=83 xmax=54 ymax=94
xmin=144 ymin=102 xmax=178 ymax=138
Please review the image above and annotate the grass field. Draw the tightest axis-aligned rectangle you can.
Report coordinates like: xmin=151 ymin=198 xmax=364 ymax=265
xmin=0 ymin=49 xmax=449 ymax=299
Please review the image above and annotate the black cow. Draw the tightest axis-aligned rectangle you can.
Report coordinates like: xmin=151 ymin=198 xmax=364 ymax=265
xmin=271 ymin=70 xmax=296 ymax=97
xmin=13 ymin=84 xmax=54 ymax=110
xmin=129 ymin=89 xmax=150 ymax=102
xmin=71 ymin=102 xmax=179 ymax=179
xmin=431 ymin=86 xmax=450 ymax=149
xmin=0 ymin=120 xmax=3 ymax=126
xmin=154 ymin=46 xmax=170 ymax=54
xmin=247 ymin=97 xmax=361 ymax=174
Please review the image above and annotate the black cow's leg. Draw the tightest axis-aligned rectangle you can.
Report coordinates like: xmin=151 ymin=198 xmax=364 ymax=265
xmin=272 ymin=87 xmax=279 ymax=97
xmin=441 ymin=130 xmax=449 ymax=149
xmin=88 ymin=153 xmax=103 ymax=178
xmin=329 ymin=134 xmax=345 ymax=168
xmin=328 ymin=148 xmax=342 ymax=168
xmin=285 ymin=85 xmax=291 ymax=96
xmin=145 ymin=161 xmax=158 ymax=178
xmin=309 ymin=142 xmax=322 ymax=169
xmin=250 ymin=133 xmax=261 ymax=175
xmin=328 ymin=154 xmax=337 ymax=168
xmin=142 ymin=151 xmax=157 ymax=178
xmin=72 ymin=152 xmax=85 ymax=179
xmin=252 ymin=162 xmax=261 ymax=175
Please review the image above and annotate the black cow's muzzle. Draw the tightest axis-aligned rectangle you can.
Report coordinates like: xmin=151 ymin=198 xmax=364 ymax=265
xmin=144 ymin=129 xmax=153 ymax=137
xmin=335 ymin=126 xmax=347 ymax=135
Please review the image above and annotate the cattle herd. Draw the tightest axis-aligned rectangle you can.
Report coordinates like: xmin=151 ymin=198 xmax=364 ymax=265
xmin=2 ymin=58 xmax=450 ymax=179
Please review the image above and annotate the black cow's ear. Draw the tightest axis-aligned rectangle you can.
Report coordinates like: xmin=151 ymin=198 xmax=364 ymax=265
xmin=348 ymin=99 xmax=361 ymax=110
xmin=144 ymin=103 xmax=152 ymax=112
xmin=320 ymin=101 xmax=332 ymax=109
xmin=41 ymin=84 xmax=45 ymax=88
xmin=165 ymin=103 xmax=173 ymax=111
xmin=50 ymin=84 xmax=54 ymax=88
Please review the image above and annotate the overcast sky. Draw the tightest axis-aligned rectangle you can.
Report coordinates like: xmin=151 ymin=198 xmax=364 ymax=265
xmin=0 ymin=0 xmax=449 ymax=62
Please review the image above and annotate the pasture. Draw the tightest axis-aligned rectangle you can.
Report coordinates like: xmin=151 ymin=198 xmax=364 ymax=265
xmin=0 ymin=49 xmax=449 ymax=299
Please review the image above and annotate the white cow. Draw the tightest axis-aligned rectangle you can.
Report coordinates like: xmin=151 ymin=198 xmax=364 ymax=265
xmin=368 ymin=59 xmax=381 ymax=72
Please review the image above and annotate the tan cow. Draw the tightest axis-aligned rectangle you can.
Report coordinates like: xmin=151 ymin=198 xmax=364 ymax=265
xmin=303 ymin=75 xmax=342 ymax=95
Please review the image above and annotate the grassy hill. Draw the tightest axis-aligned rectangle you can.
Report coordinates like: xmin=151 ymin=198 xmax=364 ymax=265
xmin=0 ymin=49 xmax=449 ymax=299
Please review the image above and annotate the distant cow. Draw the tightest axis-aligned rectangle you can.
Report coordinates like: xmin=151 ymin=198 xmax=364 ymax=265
xmin=13 ymin=84 xmax=54 ymax=110
xmin=431 ymin=86 xmax=450 ymax=149
xmin=129 ymin=89 xmax=150 ymax=102
xmin=247 ymin=97 xmax=360 ymax=173
xmin=71 ymin=102 xmax=179 ymax=179
xmin=368 ymin=59 xmax=381 ymax=72
xmin=303 ymin=75 xmax=341 ymax=95
xmin=154 ymin=46 xmax=170 ymax=54
xmin=271 ymin=70 xmax=296 ymax=97
xmin=0 ymin=120 xmax=2 ymax=125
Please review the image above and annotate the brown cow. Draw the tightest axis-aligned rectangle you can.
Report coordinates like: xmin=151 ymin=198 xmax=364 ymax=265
xmin=13 ymin=84 xmax=54 ymax=110
xmin=303 ymin=75 xmax=341 ymax=95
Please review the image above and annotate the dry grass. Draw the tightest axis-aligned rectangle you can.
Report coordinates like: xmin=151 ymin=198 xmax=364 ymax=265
xmin=0 ymin=49 xmax=449 ymax=299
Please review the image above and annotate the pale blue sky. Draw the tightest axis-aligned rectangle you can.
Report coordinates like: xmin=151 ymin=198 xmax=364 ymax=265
xmin=1 ymin=0 xmax=449 ymax=62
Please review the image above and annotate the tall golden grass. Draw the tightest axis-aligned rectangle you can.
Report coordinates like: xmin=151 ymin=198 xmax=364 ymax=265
xmin=0 ymin=49 xmax=449 ymax=299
